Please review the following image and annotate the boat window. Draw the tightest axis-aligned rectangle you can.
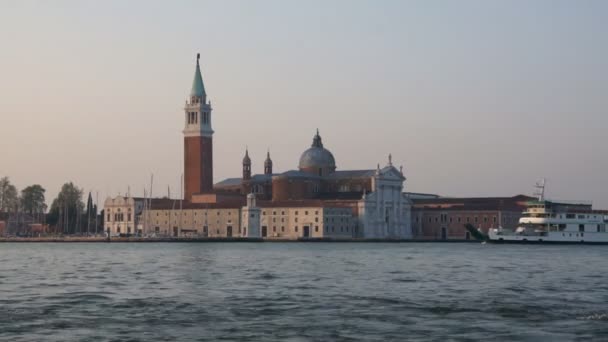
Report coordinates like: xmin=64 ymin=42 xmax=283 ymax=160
xmin=566 ymin=214 xmax=576 ymax=219
xmin=579 ymin=224 xmax=584 ymax=232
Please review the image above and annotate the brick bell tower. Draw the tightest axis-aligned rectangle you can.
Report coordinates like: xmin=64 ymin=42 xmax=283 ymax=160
xmin=183 ymin=53 xmax=213 ymax=200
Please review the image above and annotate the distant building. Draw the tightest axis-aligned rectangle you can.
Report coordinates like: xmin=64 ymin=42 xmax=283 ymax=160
xmin=141 ymin=196 xmax=357 ymax=239
xmin=168 ymin=55 xmax=413 ymax=239
xmin=104 ymin=196 xmax=145 ymax=236
xmin=104 ymin=55 xmax=551 ymax=241
xmin=411 ymin=195 xmax=533 ymax=240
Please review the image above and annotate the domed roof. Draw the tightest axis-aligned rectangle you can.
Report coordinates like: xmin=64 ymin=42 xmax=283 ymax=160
xmin=298 ymin=130 xmax=336 ymax=170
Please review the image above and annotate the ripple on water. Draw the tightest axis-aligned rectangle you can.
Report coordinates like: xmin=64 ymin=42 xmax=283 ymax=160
xmin=392 ymin=277 xmax=417 ymax=283
xmin=0 ymin=243 xmax=606 ymax=341
xmin=577 ymin=313 xmax=608 ymax=321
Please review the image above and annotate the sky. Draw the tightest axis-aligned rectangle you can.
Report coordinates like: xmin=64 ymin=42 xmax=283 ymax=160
xmin=1 ymin=0 xmax=607 ymax=208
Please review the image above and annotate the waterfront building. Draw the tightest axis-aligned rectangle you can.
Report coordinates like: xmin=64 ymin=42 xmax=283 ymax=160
xmin=143 ymin=201 xmax=241 ymax=238
xmin=102 ymin=55 xmax=550 ymax=241
xmin=103 ymin=196 xmax=145 ymax=236
xmin=178 ymin=54 xmax=412 ymax=239
xmin=215 ymin=147 xmax=413 ymax=239
xmin=104 ymin=55 xmax=413 ymax=239
xmin=410 ymin=195 xmax=533 ymax=240
xmin=141 ymin=197 xmax=357 ymax=239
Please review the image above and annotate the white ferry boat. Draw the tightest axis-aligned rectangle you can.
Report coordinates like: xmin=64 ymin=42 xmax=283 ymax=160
xmin=488 ymin=180 xmax=608 ymax=244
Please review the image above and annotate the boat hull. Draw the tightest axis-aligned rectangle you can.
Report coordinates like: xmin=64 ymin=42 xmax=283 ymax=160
xmin=488 ymin=239 xmax=608 ymax=245
xmin=489 ymin=230 xmax=608 ymax=244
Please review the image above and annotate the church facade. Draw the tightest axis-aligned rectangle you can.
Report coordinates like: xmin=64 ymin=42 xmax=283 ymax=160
xmin=139 ymin=55 xmax=413 ymax=239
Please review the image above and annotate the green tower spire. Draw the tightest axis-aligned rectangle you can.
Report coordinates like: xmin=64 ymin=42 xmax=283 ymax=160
xmin=191 ymin=53 xmax=206 ymax=97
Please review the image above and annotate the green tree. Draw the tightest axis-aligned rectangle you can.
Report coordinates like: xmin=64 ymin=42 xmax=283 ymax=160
xmin=0 ymin=177 xmax=19 ymax=212
xmin=47 ymin=182 xmax=84 ymax=234
xmin=84 ymin=192 xmax=97 ymax=235
xmin=20 ymin=185 xmax=47 ymax=215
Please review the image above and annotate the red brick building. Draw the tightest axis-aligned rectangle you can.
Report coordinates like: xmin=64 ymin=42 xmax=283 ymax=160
xmin=214 ymin=130 xmax=378 ymax=203
xmin=411 ymin=195 xmax=533 ymax=240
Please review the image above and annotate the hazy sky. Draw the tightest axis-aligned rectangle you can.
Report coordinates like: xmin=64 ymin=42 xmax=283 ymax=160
xmin=1 ymin=0 xmax=607 ymax=207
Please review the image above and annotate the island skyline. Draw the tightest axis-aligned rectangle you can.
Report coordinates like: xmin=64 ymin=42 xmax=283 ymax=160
xmin=1 ymin=1 xmax=607 ymax=207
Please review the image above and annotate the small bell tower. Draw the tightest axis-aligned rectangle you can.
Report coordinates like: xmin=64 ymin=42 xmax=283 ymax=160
xmin=242 ymin=148 xmax=251 ymax=180
xmin=264 ymin=150 xmax=273 ymax=175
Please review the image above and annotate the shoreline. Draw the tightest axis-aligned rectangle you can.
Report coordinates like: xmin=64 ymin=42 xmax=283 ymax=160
xmin=0 ymin=237 xmax=479 ymax=243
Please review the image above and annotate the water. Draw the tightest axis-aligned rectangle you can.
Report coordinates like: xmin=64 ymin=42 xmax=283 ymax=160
xmin=1 ymin=242 xmax=607 ymax=341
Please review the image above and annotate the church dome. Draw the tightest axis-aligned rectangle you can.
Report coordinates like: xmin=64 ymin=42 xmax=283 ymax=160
xmin=298 ymin=130 xmax=336 ymax=173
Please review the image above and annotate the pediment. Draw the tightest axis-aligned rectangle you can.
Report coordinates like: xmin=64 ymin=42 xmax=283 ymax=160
xmin=379 ymin=166 xmax=405 ymax=181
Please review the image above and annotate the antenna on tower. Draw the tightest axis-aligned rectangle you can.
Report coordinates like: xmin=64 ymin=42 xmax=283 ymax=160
xmin=534 ymin=178 xmax=546 ymax=201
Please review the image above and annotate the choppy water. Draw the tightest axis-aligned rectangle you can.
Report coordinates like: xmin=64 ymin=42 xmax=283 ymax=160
xmin=1 ymin=242 xmax=607 ymax=341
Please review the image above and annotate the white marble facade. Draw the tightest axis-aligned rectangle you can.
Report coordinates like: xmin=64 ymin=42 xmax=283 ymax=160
xmin=357 ymin=156 xmax=412 ymax=239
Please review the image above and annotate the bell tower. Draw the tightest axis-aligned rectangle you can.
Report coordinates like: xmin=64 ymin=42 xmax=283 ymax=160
xmin=242 ymin=148 xmax=251 ymax=180
xmin=184 ymin=53 xmax=214 ymax=200
xmin=264 ymin=150 xmax=273 ymax=175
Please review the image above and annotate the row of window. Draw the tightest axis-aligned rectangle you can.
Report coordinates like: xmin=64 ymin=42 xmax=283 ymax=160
xmin=108 ymin=213 xmax=131 ymax=222
xmin=114 ymin=226 xmax=132 ymax=234
xmin=338 ymin=184 xmax=364 ymax=192
xmin=146 ymin=222 xmax=355 ymax=237
xmin=578 ymin=224 xmax=606 ymax=233
xmin=266 ymin=217 xmax=349 ymax=223
xmin=262 ymin=225 xmax=351 ymax=234
xmin=263 ymin=210 xmax=319 ymax=216
xmin=154 ymin=220 xmax=226 ymax=225
xmin=261 ymin=209 xmax=350 ymax=216
xmin=106 ymin=208 xmax=131 ymax=213
xmin=155 ymin=211 xmax=235 ymax=216
xmin=416 ymin=215 xmax=511 ymax=225
xmin=186 ymin=112 xmax=210 ymax=125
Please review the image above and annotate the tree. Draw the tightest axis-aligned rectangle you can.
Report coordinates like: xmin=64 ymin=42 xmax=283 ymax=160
xmin=85 ymin=192 xmax=96 ymax=235
xmin=20 ymin=185 xmax=47 ymax=216
xmin=47 ymin=182 xmax=84 ymax=234
xmin=0 ymin=177 xmax=19 ymax=212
